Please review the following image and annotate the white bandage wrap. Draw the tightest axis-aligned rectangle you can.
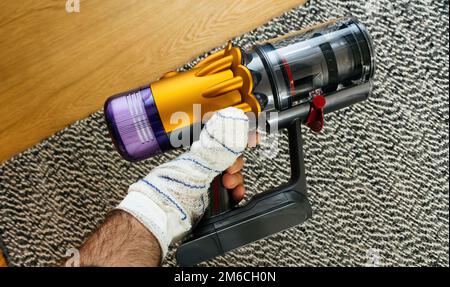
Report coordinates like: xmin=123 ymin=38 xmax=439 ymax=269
xmin=116 ymin=107 xmax=249 ymax=259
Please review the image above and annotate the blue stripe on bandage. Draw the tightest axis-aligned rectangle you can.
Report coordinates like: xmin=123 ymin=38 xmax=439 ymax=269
xmin=173 ymin=157 xmax=221 ymax=173
xmin=204 ymin=125 xmax=244 ymax=156
xmin=139 ymin=178 xmax=187 ymax=221
xmin=159 ymin=175 xmax=207 ymax=189
xmin=216 ymin=112 xmax=249 ymax=122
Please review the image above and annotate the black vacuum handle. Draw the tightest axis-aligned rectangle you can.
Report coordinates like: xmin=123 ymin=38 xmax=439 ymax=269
xmin=207 ymin=173 xmax=235 ymax=217
xmin=176 ymin=120 xmax=311 ymax=266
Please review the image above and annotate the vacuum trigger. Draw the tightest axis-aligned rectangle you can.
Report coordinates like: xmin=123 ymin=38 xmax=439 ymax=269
xmin=305 ymin=94 xmax=326 ymax=133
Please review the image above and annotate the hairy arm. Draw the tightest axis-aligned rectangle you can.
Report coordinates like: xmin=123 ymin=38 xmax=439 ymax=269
xmin=64 ymin=156 xmax=246 ymax=267
xmin=66 ymin=108 xmax=251 ymax=267
xmin=75 ymin=210 xmax=161 ymax=267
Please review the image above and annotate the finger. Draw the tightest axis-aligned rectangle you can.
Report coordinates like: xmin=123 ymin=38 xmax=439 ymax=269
xmin=247 ymin=132 xmax=261 ymax=148
xmin=231 ymin=184 xmax=245 ymax=202
xmin=222 ymin=172 xmax=244 ymax=189
xmin=226 ymin=156 xmax=244 ymax=174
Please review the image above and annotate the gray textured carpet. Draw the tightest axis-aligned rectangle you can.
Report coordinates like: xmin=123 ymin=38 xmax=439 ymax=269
xmin=0 ymin=0 xmax=449 ymax=267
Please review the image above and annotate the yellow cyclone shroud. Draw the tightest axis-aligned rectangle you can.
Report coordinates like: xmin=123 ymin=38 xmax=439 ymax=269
xmin=150 ymin=43 xmax=261 ymax=133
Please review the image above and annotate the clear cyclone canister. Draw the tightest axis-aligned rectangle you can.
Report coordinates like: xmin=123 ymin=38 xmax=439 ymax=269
xmin=245 ymin=17 xmax=375 ymax=111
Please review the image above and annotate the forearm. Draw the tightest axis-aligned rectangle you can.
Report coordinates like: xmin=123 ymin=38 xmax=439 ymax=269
xmin=66 ymin=108 xmax=248 ymax=267
xmin=76 ymin=210 xmax=161 ymax=267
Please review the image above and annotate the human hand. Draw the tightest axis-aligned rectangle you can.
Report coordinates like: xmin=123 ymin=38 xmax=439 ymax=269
xmin=117 ymin=107 xmax=249 ymax=258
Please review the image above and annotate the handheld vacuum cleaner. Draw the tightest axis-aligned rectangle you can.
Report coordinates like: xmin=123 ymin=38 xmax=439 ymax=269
xmin=104 ymin=17 xmax=375 ymax=266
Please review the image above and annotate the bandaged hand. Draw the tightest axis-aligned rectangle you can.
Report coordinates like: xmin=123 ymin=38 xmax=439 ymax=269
xmin=116 ymin=107 xmax=249 ymax=258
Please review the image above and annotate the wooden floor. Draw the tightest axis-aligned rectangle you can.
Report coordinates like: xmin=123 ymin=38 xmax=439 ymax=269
xmin=0 ymin=0 xmax=305 ymax=163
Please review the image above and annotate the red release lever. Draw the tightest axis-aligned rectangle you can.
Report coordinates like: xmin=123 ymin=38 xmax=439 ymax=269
xmin=305 ymin=95 xmax=326 ymax=133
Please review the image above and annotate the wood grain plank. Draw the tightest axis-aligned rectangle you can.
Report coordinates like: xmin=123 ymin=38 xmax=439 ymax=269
xmin=0 ymin=0 xmax=306 ymax=163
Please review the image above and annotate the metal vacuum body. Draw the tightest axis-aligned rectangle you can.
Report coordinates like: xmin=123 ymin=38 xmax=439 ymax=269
xmin=104 ymin=17 xmax=376 ymax=265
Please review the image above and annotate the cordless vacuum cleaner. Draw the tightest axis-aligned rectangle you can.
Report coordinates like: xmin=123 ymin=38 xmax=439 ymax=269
xmin=104 ymin=17 xmax=375 ymax=266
